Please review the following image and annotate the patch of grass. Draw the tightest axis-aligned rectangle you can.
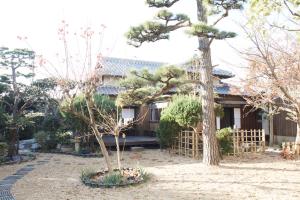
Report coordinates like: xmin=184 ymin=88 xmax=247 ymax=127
xmin=103 ymin=171 xmax=123 ymax=186
xmin=80 ymin=169 xmax=95 ymax=182
xmin=139 ymin=168 xmax=150 ymax=182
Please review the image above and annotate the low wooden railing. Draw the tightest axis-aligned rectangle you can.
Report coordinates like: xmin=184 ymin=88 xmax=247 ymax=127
xmin=232 ymin=129 xmax=266 ymax=155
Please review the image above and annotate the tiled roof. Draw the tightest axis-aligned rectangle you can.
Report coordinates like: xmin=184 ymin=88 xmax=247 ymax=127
xmin=101 ymin=57 xmax=234 ymax=78
xmin=97 ymin=85 xmax=124 ymax=95
xmin=101 ymin=57 xmax=164 ymax=77
xmin=214 ymin=83 xmax=245 ymax=96
xmin=98 ymin=83 xmax=241 ymax=96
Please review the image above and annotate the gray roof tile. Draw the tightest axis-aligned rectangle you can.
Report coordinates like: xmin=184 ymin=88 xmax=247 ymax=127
xmin=101 ymin=57 xmax=234 ymax=78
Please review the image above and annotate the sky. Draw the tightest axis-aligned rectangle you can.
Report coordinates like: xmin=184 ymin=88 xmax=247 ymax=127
xmin=0 ymin=0 xmax=251 ymax=83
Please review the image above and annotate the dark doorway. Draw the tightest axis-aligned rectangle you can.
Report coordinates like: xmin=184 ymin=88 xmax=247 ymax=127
xmin=221 ymin=107 xmax=234 ymax=128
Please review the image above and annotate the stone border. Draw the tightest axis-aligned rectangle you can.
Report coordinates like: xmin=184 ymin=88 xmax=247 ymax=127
xmin=0 ymin=155 xmax=52 ymax=200
xmin=81 ymin=169 xmax=147 ymax=188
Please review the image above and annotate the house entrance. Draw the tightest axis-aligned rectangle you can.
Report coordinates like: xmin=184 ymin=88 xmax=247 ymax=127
xmin=221 ymin=107 xmax=234 ymax=129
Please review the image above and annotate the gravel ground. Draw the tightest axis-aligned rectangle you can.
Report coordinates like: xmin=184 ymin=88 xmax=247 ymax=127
xmin=6 ymin=150 xmax=300 ymax=200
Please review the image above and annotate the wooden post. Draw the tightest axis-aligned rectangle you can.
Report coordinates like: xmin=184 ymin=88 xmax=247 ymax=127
xmin=233 ymin=129 xmax=236 ymax=156
xmin=241 ymin=130 xmax=245 ymax=154
xmin=262 ymin=129 xmax=265 ymax=152
xmin=250 ymin=129 xmax=253 ymax=153
xmin=269 ymin=114 xmax=274 ymax=146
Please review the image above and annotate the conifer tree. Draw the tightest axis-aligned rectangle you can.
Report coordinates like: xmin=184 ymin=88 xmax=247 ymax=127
xmin=126 ymin=0 xmax=244 ymax=165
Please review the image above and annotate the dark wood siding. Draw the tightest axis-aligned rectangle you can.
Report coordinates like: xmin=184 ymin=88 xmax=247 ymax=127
xmin=241 ymin=106 xmax=262 ymax=130
xmin=273 ymin=111 xmax=297 ymax=137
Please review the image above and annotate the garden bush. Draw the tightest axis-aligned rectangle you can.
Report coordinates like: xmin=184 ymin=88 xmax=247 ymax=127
xmin=56 ymin=131 xmax=72 ymax=145
xmin=157 ymin=95 xmax=224 ymax=148
xmin=156 ymin=116 xmax=181 ymax=147
xmin=34 ymin=131 xmax=48 ymax=151
xmin=216 ymin=127 xmax=233 ymax=154
xmin=0 ymin=142 xmax=8 ymax=157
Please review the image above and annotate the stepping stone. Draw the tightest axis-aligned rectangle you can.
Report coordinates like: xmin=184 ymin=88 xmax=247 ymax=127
xmin=0 ymin=179 xmax=17 ymax=185
xmin=3 ymin=176 xmax=22 ymax=181
xmin=37 ymin=161 xmax=47 ymax=163
xmin=0 ymin=185 xmax=11 ymax=191
xmin=13 ymin=171 xmax=29 ymax=176
xmin=0 ymin=196 xmax=15 ymax=200
xmin=0 ymin=191 xmax=11 ymax=197
xmin=19 ymin=167 xmax=34 ymax=171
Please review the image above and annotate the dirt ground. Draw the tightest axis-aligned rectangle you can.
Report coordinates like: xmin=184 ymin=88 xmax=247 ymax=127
xmin=3 ymin=150 xmax=300 ymax=200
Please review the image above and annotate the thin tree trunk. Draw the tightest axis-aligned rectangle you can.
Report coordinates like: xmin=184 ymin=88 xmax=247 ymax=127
xmin=196 ymin=0 xmax=220 ymax=165
xmin=115 ymin=134 xmax=121 ymax=170
xmin=85 ymin=95 xmax=113 ymax=172
xmin=93 ymin=129 xmax=113 ymax=173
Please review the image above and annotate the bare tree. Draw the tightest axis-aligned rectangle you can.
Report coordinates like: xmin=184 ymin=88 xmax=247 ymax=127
xmin=243 ymin=28 xmax=300 ymax=151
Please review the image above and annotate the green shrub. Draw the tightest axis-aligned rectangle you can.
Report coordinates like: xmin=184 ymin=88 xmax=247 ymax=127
xmin=0 ymin=142 xmax=8 ymax=157
xmin=216 ymin=127 xmax=233 ymax=154
xmin=34 ymin=131 xmax=48 ymax=151
xmin=56 ymin=131 xmax=72 ymax=145
xmin=156 ymin=116 xmax=181 ymax=147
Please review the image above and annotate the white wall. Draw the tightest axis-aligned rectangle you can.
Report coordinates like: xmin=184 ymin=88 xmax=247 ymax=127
xmin=233 ymin=108 xmax=241 ymax=129
xmin=216 ymin=116 xmax=221 ymax=130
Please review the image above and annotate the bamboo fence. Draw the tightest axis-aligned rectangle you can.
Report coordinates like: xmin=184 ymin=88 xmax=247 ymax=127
xmin=171 ymin=129 xmax=266 ymax=158
xmin=171 ymin=130 xmax=202 ymax=159
xmin=232 ymin=129 xmax=266 ymax=155
xmin=282 ymin=142 xmax=300 ymax=155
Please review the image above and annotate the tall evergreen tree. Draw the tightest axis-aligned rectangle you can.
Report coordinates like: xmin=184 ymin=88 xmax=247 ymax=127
xmin=126 ymin=0 xmax=244 ymax=165
xmin=0 ymin=47 xmax=35 ymax=158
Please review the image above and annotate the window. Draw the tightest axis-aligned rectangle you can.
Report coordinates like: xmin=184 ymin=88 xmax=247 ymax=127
xmin=150 ymin=108 xmax=162 ymax=122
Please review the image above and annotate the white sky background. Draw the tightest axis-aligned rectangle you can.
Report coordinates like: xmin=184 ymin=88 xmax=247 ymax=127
xmin=0 ymin=0 xmax=251 ymax=84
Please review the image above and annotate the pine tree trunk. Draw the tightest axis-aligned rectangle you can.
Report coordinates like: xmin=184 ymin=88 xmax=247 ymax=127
xmin=7 ymin=128 xmax=18 ymax=158
xmin=8 ymin=66 xmax=19 ymax=158
xmin=197 ymin=0 xmax=220 ymax=165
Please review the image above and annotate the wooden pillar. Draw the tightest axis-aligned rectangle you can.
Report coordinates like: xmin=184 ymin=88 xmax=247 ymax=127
xmin=269 ymin=114 xmax=274 ymax=146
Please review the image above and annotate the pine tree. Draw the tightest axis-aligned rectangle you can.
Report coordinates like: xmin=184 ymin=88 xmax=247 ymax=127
xmin=0 ymin=47 xmax=35 ymax=158
xmin=126 ymin=0 xmax=244 ymax=165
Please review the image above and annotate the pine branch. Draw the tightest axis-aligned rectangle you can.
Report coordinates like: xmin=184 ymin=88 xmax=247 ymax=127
xmin=126 ymin=10 xmax=190 ymax=47
xmin=146 ymin=0 xmax=180 ymax=8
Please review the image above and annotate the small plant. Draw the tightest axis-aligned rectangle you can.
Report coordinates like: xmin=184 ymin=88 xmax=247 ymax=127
xmin=139 ymin=168 xmax=150 ymax=182
xmin=80 ymin=169 xmax=95 ymax=182
xmin=103 ymin=171 xmax=123 ymax=186
xmin=216 ymin=127 xmax=233 ymax=154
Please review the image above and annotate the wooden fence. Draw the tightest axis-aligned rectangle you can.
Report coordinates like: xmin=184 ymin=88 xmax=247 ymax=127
xmin=232 ymin=129 xmax=266 ymax=155
xmin=171 ymin=129 xmax=266 ymax=158
xmin=282 ymin=142 xmax=300 ymax=155
xmin=171 ymin=130 xmax=202 ymax=159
